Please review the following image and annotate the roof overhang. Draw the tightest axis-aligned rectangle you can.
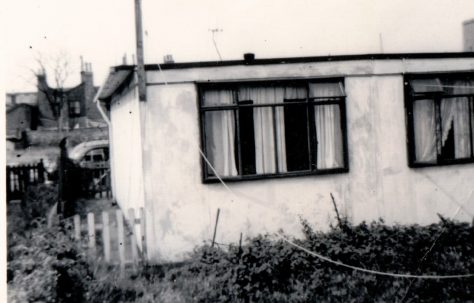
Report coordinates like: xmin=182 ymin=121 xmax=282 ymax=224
xmin=98 ymin=52 xmax=474 ymax=101
xmin=98 ymin=66 xmax=134 ymax=102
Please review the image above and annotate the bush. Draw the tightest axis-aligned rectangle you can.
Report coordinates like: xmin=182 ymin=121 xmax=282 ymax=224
xmin=162 ymin=219 xmax=474 ymax=302
xmin=8 ymin=220 xmax=91 ymax=303
xmin=7 ymin=186 xmax=474 ymax=302
xmin=20 ymin=184 xmax=58 ymax=228
xmin=8 ymin=183 xmax=92 ymax=302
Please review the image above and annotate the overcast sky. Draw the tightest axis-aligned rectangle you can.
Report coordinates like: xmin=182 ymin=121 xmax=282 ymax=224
xmin=4 ymin=0 xmax=474 ymax=92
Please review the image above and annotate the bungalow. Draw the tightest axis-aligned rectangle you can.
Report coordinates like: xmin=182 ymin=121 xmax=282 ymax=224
xmin=98 ymin=52 xmax=474 ymax=262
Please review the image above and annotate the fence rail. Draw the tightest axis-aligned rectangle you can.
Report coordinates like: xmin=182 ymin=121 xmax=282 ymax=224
xmin=72 ymin=207 xmax=147 ymax=272
xmin=6 ymin=160 xmax=46 ymax=202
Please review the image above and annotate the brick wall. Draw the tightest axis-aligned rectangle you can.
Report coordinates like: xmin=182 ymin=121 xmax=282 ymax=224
xmin=26 ymin=127 xmax=109 ymax=147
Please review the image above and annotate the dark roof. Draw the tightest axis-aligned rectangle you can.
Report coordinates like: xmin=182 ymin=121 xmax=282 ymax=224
xmin=114 ymin=52 xmax=474 ymax=72
xmin=6 ymin=103 xmax=36 ymax=114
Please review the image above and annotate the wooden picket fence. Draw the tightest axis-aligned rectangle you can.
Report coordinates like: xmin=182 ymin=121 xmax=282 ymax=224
xmin=6 ymin=160 xmax=46 ymax=202
xmin=72 ymin=207 xmax=147 ymax=272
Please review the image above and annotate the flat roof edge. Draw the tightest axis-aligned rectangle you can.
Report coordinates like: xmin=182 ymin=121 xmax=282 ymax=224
xmin=123 ymin=52 xmax=474 ymax=71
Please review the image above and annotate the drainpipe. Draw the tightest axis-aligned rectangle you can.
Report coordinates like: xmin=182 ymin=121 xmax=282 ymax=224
xmin=94 ymin=75 xmax=115 ymax=201
xmin=93 ymin=77 xmax=110 ymax=126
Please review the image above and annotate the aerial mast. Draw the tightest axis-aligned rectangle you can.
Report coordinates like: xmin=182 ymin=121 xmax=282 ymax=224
xmin=134 ymin=0 xmax=147 ymax=102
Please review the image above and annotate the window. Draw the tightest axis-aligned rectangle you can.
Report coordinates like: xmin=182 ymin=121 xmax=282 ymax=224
xmin=80 ymin=148 xmax=109 ymax=168
xmin=69 ymin=100 xmax=81 ymax=117
xmin=199 ymin=80 xmax=348 ymax=182
xmin=405 ymin=74 xmax=474 ymax=166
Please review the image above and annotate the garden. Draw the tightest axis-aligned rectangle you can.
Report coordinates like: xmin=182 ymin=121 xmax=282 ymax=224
xmin=7 ymin=185 xmax=474 ymax=302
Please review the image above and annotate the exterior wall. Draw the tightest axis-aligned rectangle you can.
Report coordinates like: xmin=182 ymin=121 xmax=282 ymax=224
xmin=109 ymin=86 xmax=145 ymax=215
xmin=34 ymin=72 xmax=100 ymax=129
xmin=116 ymin=57 xmax=474 ymax=262
xmin=6 ymin=105 xmax=34 ymax=132
xmin=26 ymin=127 xmax=108 ymax=147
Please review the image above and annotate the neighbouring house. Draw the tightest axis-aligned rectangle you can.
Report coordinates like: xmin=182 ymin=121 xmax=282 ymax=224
xmin=6 ymin=62 xmax=105 ymax=136
xmin=98 ymin=52 xmax=474 ymax=262
xmin=6 ymin=103 xmax=38 ymax=149
xmin=6 ymin=62 xmax=109 ymax=164
xmin=6 ymin=92 xmax=39 ymax=149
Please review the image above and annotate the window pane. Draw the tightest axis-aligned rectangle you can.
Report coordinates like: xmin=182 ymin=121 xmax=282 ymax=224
xmin=204 ymin=110 xmax=238 ymax=177
xmin=413 ymin=99 xmax=437 ymax=163
xmin=309 ymin=82 xmax=345 ymax=98
xmin=442 ymin=79 xmax=474 ymax=95
xmin=203 ymin=89 xmax=234 ymax=106
xmin=237 ymin=103 xmax=256 ymax=175
xmin=284 ymin=102 xmax=310 ymax=171
xmin=239 ymin=86 xmax=285 ymax=174
xmin=410 ymin=79 xmax=443 ymax=94
xmin=314 ymin=104 xmax=343 ymax=169
xmin=92 ymin=154 xmax=103 ymax=162
xmin=440 ymin=97 xmax=471 ymax=159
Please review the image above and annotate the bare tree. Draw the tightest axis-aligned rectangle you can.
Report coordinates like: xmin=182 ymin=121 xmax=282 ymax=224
xmin=33 ymin=51 xmax=73 ymax=132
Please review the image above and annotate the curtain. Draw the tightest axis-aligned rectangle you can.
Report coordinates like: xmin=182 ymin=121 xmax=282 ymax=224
xmin=239 ymin=86 xmax=285 ymax=174
xmin=309 ymin=83 xmax=344 ymax=169
xmin=413 ymin=99 xmax=437 ymax=162
xmin=441 ymin=97 xmax=471 ymax=158
xmin=439 ymin=80 xmax=474 ymax=159
xmin=203 ymin=90 xmax=237 ymax=177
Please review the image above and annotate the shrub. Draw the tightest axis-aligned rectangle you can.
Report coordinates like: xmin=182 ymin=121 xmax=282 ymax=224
xmin=8 ymin=220 xmax=91 ymax=303
xmin=7 ymin=183 xmax=94 ymax=303
xmin=163 ymin=219 xmax=474 ymax=302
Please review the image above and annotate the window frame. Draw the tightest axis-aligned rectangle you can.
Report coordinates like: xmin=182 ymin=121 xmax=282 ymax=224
xmin=198 ymin=78 xmax=349 ymax=183
xmin=405 ymin=72 xmax=474 ymax=168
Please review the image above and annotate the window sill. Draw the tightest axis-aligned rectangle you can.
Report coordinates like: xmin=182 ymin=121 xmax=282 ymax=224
xmin=203 ymin=167 xmax=349 ymax=184
xmin=409 ymin=158 xmax=474 ymax=168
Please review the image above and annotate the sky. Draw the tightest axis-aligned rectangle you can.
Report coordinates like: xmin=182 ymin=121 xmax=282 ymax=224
xmin=3 ymin=0 xmax=474 ymax=92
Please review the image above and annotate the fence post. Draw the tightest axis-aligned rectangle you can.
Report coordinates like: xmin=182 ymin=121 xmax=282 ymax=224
xmin=38 ymin=159 xmax=45 ymax=183
xmin=140 ymin=207 xmax=147 ymax=261
xmin=6 ymin=167 xmax=11 ymax=202
xmin=74 ymin=215 xmax=81 ymax=241
xmin=57 ymin=138 xmax=67 ymax=215
xmin=128 ymin=209 xmax=138 ymax=268
xmin=87 ymin=213 xmax=96 ymax=255
xmin=102 ymin=211 xmax=111 ymax=263
xmin=116 ymin=209 xmax=126 ymax=274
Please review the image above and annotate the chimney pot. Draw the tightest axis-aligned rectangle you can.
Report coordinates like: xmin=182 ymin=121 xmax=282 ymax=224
xmin=164 ymin=54 xmax=174 ymax=64
xmin=244 ymin=53 xmax=255 ymax=64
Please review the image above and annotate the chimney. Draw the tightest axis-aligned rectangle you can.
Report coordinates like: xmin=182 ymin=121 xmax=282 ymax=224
xmin=244 ymin=53 xmax=255 ymax=64
xmin=37 ymin=71 xmax=48 ymax=92
xmin=163 ymin=54 xmax=174 ymax=64
xmin=81 ymin=62 xmax=94 ymax=87
xmin=81 ymin=62 xmax=95 ymax=116
xmin=463 ymin=19 xmax=474 ymax=52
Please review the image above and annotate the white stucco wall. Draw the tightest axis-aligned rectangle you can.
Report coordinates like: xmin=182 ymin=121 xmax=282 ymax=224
xmin=109 ymin=86 xmax=145 ymax=215
xmin=111 ymin=57 xmax=474 ymax=262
